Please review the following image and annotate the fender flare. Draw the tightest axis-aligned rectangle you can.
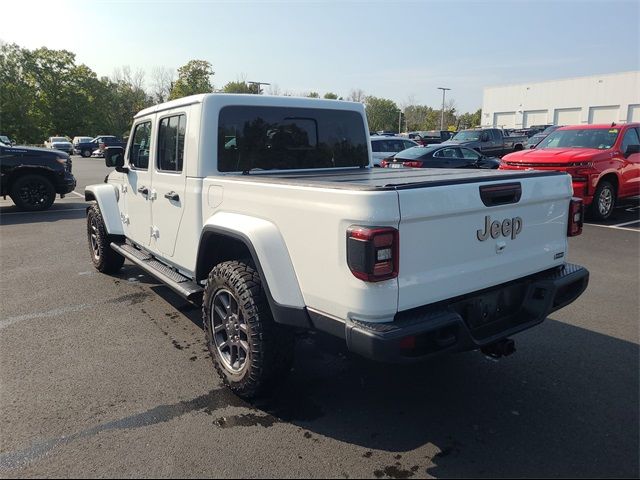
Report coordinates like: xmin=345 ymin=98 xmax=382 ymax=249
xmin=84 ymin=184 xmax=124 ymax=235
xmin=196 ymin=212 xmax=310 ymax=329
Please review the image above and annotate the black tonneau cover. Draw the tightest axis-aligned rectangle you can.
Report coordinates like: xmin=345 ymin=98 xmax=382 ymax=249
xmin=225 ymin=168 xmax=565 ymax=191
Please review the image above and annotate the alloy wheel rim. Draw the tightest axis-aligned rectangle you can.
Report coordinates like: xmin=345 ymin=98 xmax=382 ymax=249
xmin=90 ymin=218 xmax=100 ymax=259
xmin=598 ymin=187 xmax=613 ymax=216
xmin=210 ymin=289 xmax=250 ymax=373
xmin=18 ymin=182 xmax=48 ymax=208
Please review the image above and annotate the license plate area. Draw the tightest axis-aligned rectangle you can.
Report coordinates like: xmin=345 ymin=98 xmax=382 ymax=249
xmin=450 ymin=280 xmax=536 ymax=340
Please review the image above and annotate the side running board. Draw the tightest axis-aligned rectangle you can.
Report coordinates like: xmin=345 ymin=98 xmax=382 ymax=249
xmin=110 ymin=242 xmax=203 ymax=302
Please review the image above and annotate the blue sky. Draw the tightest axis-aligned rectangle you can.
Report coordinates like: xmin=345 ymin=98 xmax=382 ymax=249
xmin=4 ymin=0 xmax=639 ymax=113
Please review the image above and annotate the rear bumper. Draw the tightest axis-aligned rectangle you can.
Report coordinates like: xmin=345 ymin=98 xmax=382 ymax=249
xmin=311 ymin=263 xmax=589 ymax=363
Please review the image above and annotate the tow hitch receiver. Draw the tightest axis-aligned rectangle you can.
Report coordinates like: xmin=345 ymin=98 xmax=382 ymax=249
xmin=481 ymin=338 xmax=516 ymax=359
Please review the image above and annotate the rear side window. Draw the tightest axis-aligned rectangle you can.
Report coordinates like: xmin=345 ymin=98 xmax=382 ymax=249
xmin=218 ymin=106 xmax=368 ymax=172
xmin=129 ymin=121 xmax=152 ymax=169
xmin=157 ymin=114 xmax=186 ymax=172
xmin=371 ymin=140 xmax=383 ymax=152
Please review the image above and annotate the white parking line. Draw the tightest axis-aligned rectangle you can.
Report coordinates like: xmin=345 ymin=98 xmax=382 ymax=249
xmin=612 ymin=219 xmax=640 ymax=228
xmin=70 ymin=191 xmax=85 ymax=198
xmin=585 ymin=223 xmax=639 ymax=233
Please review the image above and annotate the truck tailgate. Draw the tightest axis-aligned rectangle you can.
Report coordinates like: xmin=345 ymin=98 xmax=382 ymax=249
xmin=397 ymin=172 xmax=572 ymax=311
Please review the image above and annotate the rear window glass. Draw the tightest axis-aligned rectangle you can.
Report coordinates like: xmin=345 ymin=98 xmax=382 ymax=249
xmin=218 ymin=106 xmax=368 ymax=172
xmin=395 ymin=146 xmax=437 ymax=159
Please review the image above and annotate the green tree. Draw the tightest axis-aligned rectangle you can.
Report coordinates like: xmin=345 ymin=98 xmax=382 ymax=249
xmin=169 ymin=60 xmax=214 ymax=100
xmin=364 ymin=96 xmax=400 ymax=132
xmin=222 ymin=81 xmax=254 ymax=94
xmin=457 ymin=108 xmax=482 ymax=129
xmin=323 ymin=92 xmax=339 ymax=99
xmin=305 ymin=91 xmax=320 ymax=98
xmin=0 ymin=43 xmax=40 ymax=143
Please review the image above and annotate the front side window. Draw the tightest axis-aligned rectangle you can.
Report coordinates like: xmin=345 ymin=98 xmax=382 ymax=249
xmin=460 ymin=148 xmax=481 ymax=160
xmin=620 ymin=127 xmax=640 ymax=153
xmin=157 ymin=114 xmax=186 ymax=172
xmin=218 ymin=106 xmax=368 ymax=172
xmin=129 ymin=121 xmax=152 ymax=169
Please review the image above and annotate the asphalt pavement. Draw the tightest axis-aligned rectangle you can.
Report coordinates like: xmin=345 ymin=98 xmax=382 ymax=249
xmin=0 ymin=157 xmax=638 ymax=478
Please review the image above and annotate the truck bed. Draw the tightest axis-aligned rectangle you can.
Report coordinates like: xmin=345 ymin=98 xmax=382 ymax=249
xmin=225 ymin=168 xmax=564 ymax=191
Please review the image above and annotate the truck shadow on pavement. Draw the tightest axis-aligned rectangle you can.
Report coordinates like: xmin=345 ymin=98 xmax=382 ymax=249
xmin=0 ymin=202 xmax=87 ymax=226
xmin=146 ymin=282 xmax=639 ymax=478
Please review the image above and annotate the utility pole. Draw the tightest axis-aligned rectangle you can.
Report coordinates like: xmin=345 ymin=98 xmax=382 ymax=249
xmin=247 ymin=81 xmax=271 ymax=95
xmin=398 ymin=110 xmax=402 ymax=134
xmin=437 ymin=87 xmax=451 ymax=130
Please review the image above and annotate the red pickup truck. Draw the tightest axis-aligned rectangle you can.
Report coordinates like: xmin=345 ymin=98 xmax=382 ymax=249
xmin=500 ymin=123 xmax=640 ymax=220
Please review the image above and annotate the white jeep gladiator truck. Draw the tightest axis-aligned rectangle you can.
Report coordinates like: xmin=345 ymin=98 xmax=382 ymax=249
xmin=85 ymin=94 xmax=589 ymax=398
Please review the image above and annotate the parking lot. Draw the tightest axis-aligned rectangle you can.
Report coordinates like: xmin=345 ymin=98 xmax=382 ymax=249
xmin=0 ymin=156 xmax=638 ymax=478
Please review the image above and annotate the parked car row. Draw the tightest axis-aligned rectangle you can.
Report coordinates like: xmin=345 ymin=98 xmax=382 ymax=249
xmin=37 ymin=135 xmax=127 ymax=158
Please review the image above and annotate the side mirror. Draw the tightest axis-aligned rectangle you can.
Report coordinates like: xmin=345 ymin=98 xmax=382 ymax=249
xmin=625 ymin=144 xmax=640 ymax=157
xmin=105 ymin=146 xmax=126 ymax=171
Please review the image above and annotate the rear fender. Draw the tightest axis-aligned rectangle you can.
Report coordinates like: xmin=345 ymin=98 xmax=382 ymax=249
xmin=197 ymin=212 xmax=309 ymax=328
xmin=84 ymin=184 xmax=123 ymax=235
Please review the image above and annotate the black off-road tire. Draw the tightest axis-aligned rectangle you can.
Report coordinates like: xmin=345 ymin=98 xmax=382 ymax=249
xmin=589 ymin=180 xmax=616 ymax=221
xmin=81 ymin=149 xmax=92 ymax=158
xmin=9 ymin=174 xmax=56 ymax=211
xmin=87 ymin=204 xmax=125 ymax=274
xmin=203 ymin=260 xmax=294 ymax=399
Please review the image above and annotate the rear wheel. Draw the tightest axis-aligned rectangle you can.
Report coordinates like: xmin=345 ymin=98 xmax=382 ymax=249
xmin=87 ymin=204 xmax=125 ymax=273
xmin=9 ymin=174 xmax=56 ymax=211
xmin=203 ymin=260 xmax=294 ymax=399
xmin=81 ymin=149 xmax=92 ymax=158
xmin=589 ymin=180 xmax=616 ymax=221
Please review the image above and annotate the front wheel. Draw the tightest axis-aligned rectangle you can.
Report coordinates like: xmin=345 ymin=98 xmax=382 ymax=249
xmin=87 ymin=204 xmax=125 ymax=273
xmin=10 ymin=174 xmax=56 ymax=211
xmin=203 ymin=260 xmax=294 ymax=399
xmin=589 ymin=180 xmax=616 ymax=221
xmin=81 ymin=149 xmax=92 ymax=158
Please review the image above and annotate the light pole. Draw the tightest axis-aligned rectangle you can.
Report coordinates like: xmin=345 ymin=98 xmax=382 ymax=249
xmin=437 ymin=87 xmax=451 ymax=130
xmin=247 ymin=81 xmax=270 ymax=95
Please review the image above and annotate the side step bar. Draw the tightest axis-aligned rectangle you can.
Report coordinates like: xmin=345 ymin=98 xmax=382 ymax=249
xmin=110 ymin=242 xmax=203 ymax=302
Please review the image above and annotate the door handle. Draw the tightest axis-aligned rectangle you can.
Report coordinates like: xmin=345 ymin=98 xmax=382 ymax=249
xmin=164 ymin=191 xmax=180 ymax=201
xmin=137 ymin=186 xmax=149 ymax=195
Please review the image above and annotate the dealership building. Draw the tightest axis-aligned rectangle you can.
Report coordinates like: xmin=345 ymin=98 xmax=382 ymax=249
xmin=481 ymin=71 xmax=640 ymax=128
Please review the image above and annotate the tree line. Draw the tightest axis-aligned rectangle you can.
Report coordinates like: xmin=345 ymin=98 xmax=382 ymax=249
xmin=0 ymin=42 xmax=481 ymax=144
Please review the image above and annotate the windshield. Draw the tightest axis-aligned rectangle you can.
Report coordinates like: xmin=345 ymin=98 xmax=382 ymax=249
xmin=451 ymin=130 xmax=481 ymax=141
xmin=218 ymin=106 xmax=368 ymax=172
xmin=51 ymin=137 xmax=67 ymax=142
xmin=537 ymin=128 xmax=620 ymax=150
xmin=541 ymin=126 xmax=559 ymax=135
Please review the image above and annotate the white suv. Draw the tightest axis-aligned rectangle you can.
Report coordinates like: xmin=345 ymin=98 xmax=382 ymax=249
xmin=370 ymin=135 xmax=417 ymax=166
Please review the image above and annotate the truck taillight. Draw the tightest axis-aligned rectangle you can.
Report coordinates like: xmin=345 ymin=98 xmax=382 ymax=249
xmin=347 ymin=226 xmax=399 ymax=282
xmin=568 ymin=197 xmax=584 ymax=237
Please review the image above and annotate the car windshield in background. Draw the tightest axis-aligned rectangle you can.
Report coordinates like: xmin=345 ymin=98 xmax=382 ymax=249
xmin=218 ymin=106 xmax=368 ymax=172
xmin=541 ymin=126 xmax=559 ymax=135
xmin=537 ymin=128 xmax=620 ymax=150
xmin=51 ymin=137 xmax=67 ymax=142
xmin=451 ymin=130 xmax=481 ymax=141
xmin=395 ymin=146 xmax=436 ymax=159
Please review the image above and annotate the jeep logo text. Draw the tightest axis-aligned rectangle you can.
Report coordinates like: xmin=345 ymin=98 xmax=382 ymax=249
xmin=477 ymin=215 xmax=523 ymax=241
